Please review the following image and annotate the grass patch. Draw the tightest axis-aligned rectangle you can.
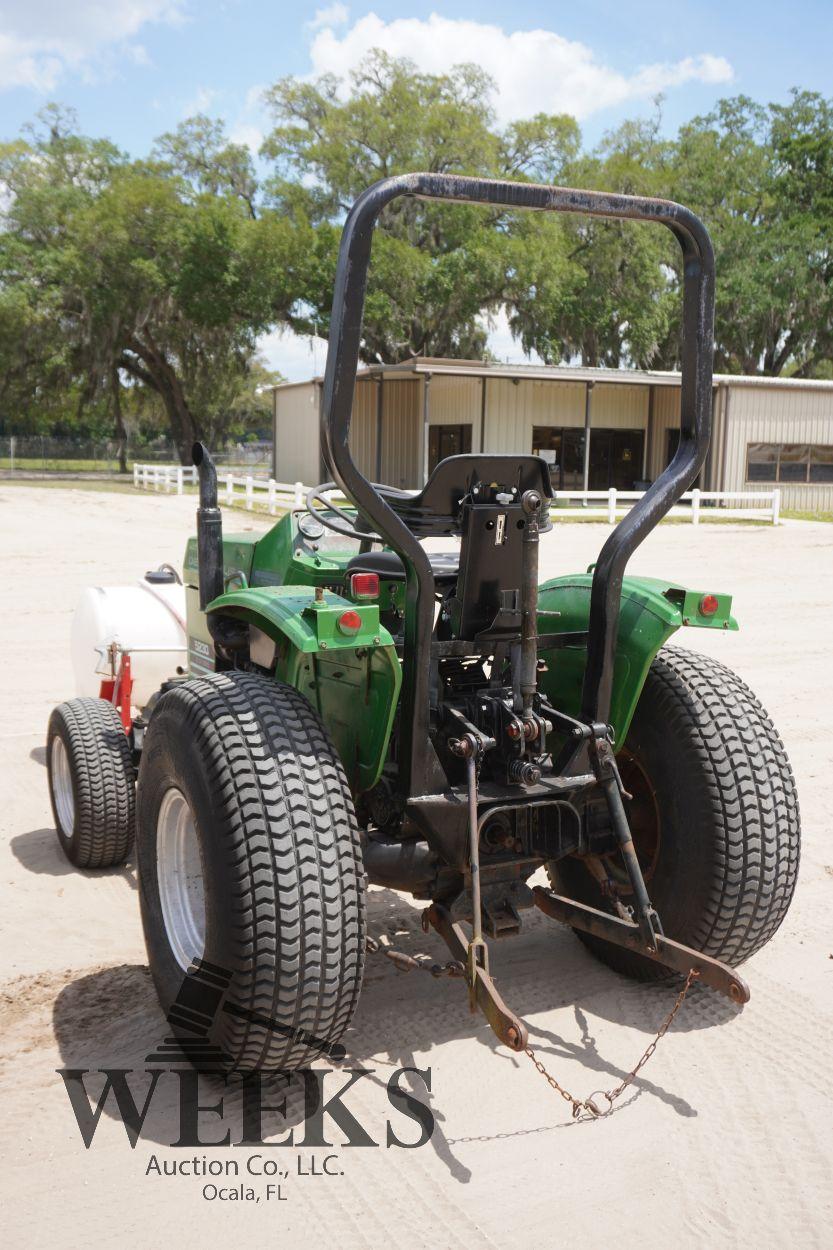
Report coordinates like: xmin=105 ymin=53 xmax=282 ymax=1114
xmin=550 ymin=513 xmax=769 ymax=526
xmin=0 ymin=478 xmax=138 ymax=494
xmin=0 ymin=457 xmax=125 ymax=472
xmin=781 ymin=508 xmax=833 ymax=523
xmin=0 ymin=479 xmax=289 ymax=518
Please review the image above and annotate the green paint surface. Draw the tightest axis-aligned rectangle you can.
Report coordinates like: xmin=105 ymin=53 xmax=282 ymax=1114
xmin=205 ymin=584 xmax=400 ymax=794
xmin=183 ymin=512 xmax=737 ymax=786
xmin=537 ymin=574 xmax=737 ymax=746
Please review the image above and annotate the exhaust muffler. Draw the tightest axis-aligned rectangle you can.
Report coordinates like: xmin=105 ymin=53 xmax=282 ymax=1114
xmin=192 ymin=442 xmax=224 ymax=610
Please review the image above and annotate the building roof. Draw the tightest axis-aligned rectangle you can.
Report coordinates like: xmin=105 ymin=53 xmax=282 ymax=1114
xmin=273 ymin=357 xmax=833 ymax=393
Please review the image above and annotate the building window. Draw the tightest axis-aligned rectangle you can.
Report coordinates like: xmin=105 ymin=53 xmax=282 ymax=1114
xmin=779 ymin=443 xmax=811 ymax=481
xmin=746 ymin=443 xmax=779 ymax=481
xmin=746 ymin=443 xmax=833 ymax=484
xmin=810 ymin=445 xmax=833 ymax=483
xmin=533 ymin=426 xmax=643 ymax=491
xmin=428 ymin=423 xmax=472 ymax=472
xmin=531 ymin=426 xmax=562 ymax=468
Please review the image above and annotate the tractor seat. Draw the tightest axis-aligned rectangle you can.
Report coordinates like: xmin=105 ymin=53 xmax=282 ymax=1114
xmin=346 ymin=549 xmax=459 ymax=585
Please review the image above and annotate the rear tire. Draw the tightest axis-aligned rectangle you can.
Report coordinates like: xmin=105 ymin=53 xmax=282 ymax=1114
xmin=551 ymin=646 xmax=800 ymax=979
xmin=136 ymin=672 xmax=366 ymax=1074
xmin=47 ymin=698 xmax=135 ymax=868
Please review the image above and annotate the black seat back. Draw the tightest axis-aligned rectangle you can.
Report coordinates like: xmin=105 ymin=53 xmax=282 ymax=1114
xmin=387 ymin=455 xmax=553 ymax=640
xmin=389 ymin=454 xmax=553 ymax=538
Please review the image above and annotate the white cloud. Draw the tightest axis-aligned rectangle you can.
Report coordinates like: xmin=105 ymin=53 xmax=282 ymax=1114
xmin=0 ymin=0 xmax=185 ymax=92
xmin=229 ymin=122 xmax=264 ymax=154
xmin=182 ymin=85 xmax=220 ymax=116
xmin=244 ymin=83 xmax=267 ymax=112
xmin=129 ymin=44 xmax=151 ymax=67
xmin=258 ymin=307 xmax=540 ymax=383
xmin=258 ymin=327 xmax=330 ymax=382
xmin=225 ymin=85 xmax=271 ymax=154
xmin=226 ymin=83 xmax=269 ymax=152
xmin=308 ymin=13 xmax=733 ymax=122
xmin=0 ymin=33 xmax=62 ymax=90
xmin=480 ymin=306 xmax=543 ymax=366
xmin=307 ymin=4 xmax=349 ymax=32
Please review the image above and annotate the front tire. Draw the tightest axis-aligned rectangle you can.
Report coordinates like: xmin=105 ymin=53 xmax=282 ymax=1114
xmin=552 ymin=646 xmax=800 ymax=979
xmin=47 ymin=698 xmax=135 ymax=868
xmin=136 ymin=672 xmax=366 ymax=1073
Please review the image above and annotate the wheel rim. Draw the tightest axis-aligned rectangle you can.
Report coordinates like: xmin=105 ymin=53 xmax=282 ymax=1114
xmin=156 ymin=788 xmax=206 ymax=972
xmin=51 ymin=736 xmax=75 ymax=837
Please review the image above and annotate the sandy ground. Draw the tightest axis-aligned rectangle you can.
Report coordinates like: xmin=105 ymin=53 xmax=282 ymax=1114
xmin=1 ymin=483 xmax=832 ymax=1250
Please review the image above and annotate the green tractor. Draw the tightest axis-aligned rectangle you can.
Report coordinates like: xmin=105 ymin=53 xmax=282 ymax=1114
xmin=47 ymin=174 xmax=799 ymax=1080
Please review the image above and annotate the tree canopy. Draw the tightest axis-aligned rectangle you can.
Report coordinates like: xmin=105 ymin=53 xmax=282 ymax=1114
xmin=261 ymin=52 xmax=581 ymax=361
xmin=1 ymin=66 xmax=831 ymax=461
xmin=0 ymin=106 xmax=296 ymax=460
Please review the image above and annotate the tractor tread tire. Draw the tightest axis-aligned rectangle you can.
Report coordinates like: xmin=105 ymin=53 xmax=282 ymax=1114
xmin=47 ymin=697 xmax=135 ymax=868
xmin=552 ymin=646 xmax=800 ymax=979
xmin=652 ymin=647 xmax=800 ymax=963
xmin=136 ymin=671 xmax=366 ymax=1074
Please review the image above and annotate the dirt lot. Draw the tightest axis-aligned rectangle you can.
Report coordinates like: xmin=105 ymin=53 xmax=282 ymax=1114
xmin=1 ymin=484 xmax=832 ymax=1249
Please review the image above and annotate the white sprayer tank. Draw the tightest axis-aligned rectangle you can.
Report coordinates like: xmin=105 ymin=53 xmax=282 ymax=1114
xmin=71 ymin=574 xmax=188 ymax=710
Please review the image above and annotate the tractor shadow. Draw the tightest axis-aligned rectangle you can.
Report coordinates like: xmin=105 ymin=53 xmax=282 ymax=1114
xmin=359 ymin=887 xmax=741 ymax=1042
xmin=51 ymin=963 xmax=392 ymax=1154
xmin=50 ymin=887 xmax=742 ymax=1173
xmin=346 ymin=888 xmax=736 ymax=1170
xmin=29 ymin=746 xmax=47 ymax=766
xmin=11 ymin=826 xmax=137 ymax=888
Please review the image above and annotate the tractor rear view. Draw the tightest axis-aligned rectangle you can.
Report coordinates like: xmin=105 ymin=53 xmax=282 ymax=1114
xmin=47 ymin=174 xmax=800 ymax=1104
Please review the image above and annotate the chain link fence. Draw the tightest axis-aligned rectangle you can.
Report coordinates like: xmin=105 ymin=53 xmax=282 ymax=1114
xmin=0 ymin=436 xmax=273 ymax=476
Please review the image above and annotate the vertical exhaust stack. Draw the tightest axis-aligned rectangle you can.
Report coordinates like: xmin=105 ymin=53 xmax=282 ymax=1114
xmin=192 ymin=442 xmax=224 ymax=609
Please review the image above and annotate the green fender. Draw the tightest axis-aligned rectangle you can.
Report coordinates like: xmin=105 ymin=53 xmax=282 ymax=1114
xmin=537 ymin=574 xmax=737 ymax=747
xmin=207 ymin=585 xmax=401 ymax=795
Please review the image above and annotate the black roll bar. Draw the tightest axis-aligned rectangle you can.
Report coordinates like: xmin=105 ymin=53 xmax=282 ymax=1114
xmin=320 ymin=173 xmax=715 ymax=795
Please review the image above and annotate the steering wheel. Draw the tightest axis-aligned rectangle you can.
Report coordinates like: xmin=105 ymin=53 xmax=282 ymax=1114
xmin=304 ymin=481 xmax=414 ymax=542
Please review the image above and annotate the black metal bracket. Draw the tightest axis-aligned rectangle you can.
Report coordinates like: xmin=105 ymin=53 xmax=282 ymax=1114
xmin=320 ymin=173 xmax=715 ymax=796
xmin=587 ymin=728 xmax=662 ymax=949
xmin=532 ymin=888 xmax=749 ymax=1003
xmin=424 ymin=902 xmax=528 ymax=1050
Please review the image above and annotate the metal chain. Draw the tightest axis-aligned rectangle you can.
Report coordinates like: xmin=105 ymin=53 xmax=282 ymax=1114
xmin=366 ymin=935 xmax=465 ymax=979
xmin=366 ymin=939 xmax=698 ymax=1121
xmin=524 ymin=967 xmax=699 ymax=1119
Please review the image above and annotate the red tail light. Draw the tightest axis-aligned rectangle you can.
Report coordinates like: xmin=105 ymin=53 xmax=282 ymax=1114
xmin=699 ymin=593 xmax=719 ymax=616
xmin=350 ymin=572 xmax=379 ymax=600
xmin=337 ymin=609 xmax=363 ymax=636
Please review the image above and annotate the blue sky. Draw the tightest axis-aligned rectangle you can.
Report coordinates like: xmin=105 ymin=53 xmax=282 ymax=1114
xmin=2 ymin=1 xmax=830 ymax=377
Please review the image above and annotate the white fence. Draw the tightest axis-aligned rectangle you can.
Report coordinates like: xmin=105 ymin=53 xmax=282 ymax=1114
xmin=550 ymin=488 xmax=781 ymax=525
xmin=133 ymin=463 xmax=305 ymax=513
xmin=133 ymin=464 xmax=196 ymax=492
xmin=133 ymin=466 xmax=781 ymax=525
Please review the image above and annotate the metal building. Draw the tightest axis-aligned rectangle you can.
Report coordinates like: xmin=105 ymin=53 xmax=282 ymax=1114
xmin=272 ymin=359 xmax=833 ymax=510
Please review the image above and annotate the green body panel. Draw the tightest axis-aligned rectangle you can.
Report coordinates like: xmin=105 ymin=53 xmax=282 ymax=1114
xmin=184 ymin=533 xmax=259 ymax=586
xmin=184 ymin=515 xmax=402 ymax=794
xmin=182 ymin=511 xmax=737 ymax=789
xmin=537 ymin=574 xmax=738 ymax=747
xmin=249 ymin=521 xmax=358 ymax=589
xmin=184 ymin=524 xmax=362 ymax=593
xmin=208 ymin=584 xmax=389 ymax=654
xmin=183 ymin=532 xmax=263 ymax=675
xmin=205 ymin=583 xmax=400 ymax=795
